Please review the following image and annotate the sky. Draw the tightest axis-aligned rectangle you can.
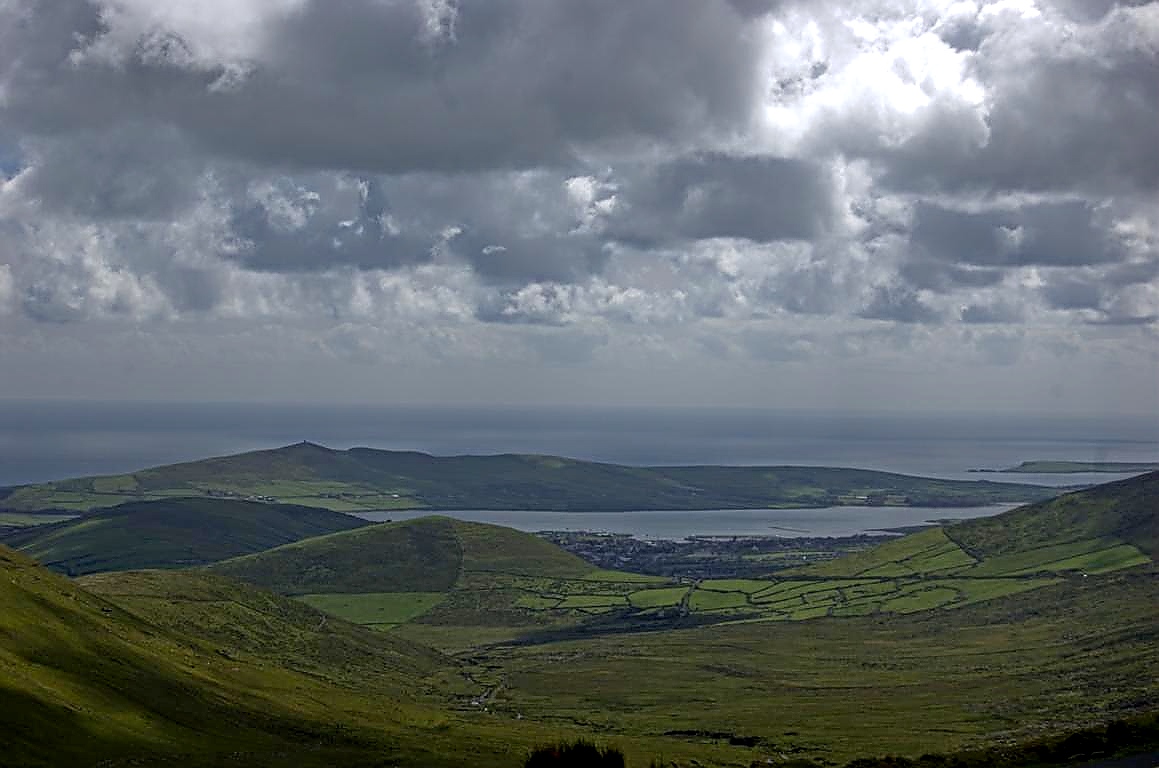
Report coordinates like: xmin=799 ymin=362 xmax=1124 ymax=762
xmin=0 ymin=0 xmax=1156 ymax=413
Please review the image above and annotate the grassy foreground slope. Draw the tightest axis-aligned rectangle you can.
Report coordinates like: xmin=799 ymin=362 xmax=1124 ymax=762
xmin=0 ymin=545 xmax=750 ymax=768
xmin=0 ymin=497 xmax=368 ymax=576
xmin=1 ymin=441 xmax=1056 ymax=512
xmin=477 ymin=569 xmax=1159 ymax=763
xmin=0 ymin=544 xmax=544 ymax=768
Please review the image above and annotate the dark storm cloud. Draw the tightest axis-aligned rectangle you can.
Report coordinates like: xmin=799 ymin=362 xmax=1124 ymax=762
xmin=222 ymin=170 xmax=607 ymax=282
xmin=959 ymin=301 xmax=1025 ymax=324
xmin=456 ymin=234 xmax=607 ymax=284
xmin=899 ymin=260 xmax=1005 ymax=294
xmin=758 ymin=263 xmax=844 ymax=316
xmin=1 ymin=0 xmax=1155 ymax=348
xmin=1106 ymin=259 xmax=1159 ymax=288
xmin=1049 ymin=0 xmax=1156 ymax=23
xmin=1087 ymin=312 xmax=1159 ymax=326
xmin=228 ymin=177 xmax=437 ymax=272
xmin=1041 ymin=277 xmax=1104 ymax=310
xmin=162 ymin=266 xmax=226 ymax=313
xmin=909 ymin=202 xmax=1126 ymax=268
xmin=608 ymin=154 xmax=834 ymax=247
xmin=858 ymin=284 xmax=942 ymax=325
xmin=3 ymin=0 xmax=770 ymax=175
xmin=19 ymin=126 xmax=203 ymax=220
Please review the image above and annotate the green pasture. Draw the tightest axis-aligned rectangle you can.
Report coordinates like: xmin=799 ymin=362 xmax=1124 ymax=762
xmin=296 ymin=591 xmax=445 ymax=626
xmin=300 ymin=526 xmax=1149 ymax=640
xmin=0 ymin=512 xmax=77 ymax=527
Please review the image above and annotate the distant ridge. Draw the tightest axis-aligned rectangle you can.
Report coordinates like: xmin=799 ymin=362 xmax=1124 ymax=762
xmin=0 ymin=497 xmax=368 ymax=576
xmin=1 ymin=442 xmax=1059 ymax=513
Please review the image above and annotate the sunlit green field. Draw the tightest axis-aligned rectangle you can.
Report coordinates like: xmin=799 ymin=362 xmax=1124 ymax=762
xmin=297 ymin=591 xmax=446 ymax=627
xmin=296 ymin=525 xmax=1147 ymax=642
xmin=466 ymin=571 xmax=1159 ymax=763
xmin=0 ymin=512 xmax=77 ymax=526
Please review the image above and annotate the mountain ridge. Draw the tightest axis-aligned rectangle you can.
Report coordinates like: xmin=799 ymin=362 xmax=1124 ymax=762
xmin=2 ymin=441 xmax=1060 ymax=513
xmin=0 ymin=497 xmax=368 ymax=576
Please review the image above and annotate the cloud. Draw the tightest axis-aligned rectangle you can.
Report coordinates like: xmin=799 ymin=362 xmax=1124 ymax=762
xmin=878 ymin=3 xmax=1159 ymax=195
xmin=899 ymin=260 xmax=1005 ymax=293
xmin=1041 ymin=276 xmax=1103 ymax=311
xmin=0 ymin=263 xmax=14 ymax=313
xmin=859 ymin=283 xmax=943 ymax=325
xmin=15 ymin=126 xmax=204 ymax=220
xmin=909 ymin=200 xmax=1127 ymax=268
xmin=960 ymin=301 xmax=1025 ymax=324
xmin=3 ymin=0 xmax=772 ymax=174
xmin=0 ymin=0 xmax=1156 ymax=413
xmin=607 ymin=153 xmax=835 ymax=247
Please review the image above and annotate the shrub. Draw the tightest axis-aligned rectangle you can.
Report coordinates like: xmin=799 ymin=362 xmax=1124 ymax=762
xmin=524 ymin=740 xmax=626 ymax=768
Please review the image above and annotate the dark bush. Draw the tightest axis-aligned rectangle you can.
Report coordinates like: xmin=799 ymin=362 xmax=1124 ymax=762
xmin=525 ymin=740 xmax=626 ymax=768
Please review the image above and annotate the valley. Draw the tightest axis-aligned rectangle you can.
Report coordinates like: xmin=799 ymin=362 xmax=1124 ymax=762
xmin=0 ymin=456 xmax=1155 ymax=768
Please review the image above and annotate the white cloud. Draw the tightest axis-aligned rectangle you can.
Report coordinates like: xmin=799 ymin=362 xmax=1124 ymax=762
xmin=0 ymin=0 xmax=1154 ymax=411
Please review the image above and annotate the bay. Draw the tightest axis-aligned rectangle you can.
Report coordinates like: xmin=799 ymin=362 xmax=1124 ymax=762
xmin=354 ymin=504 xmax=1019 ymax=540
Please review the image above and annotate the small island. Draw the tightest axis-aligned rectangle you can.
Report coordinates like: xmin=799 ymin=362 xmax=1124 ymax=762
xmin=971 ymin=460 xmax=1159 ymax=474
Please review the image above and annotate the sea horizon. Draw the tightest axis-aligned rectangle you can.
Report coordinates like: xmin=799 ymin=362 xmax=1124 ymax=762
xmin=2 ymin=399 xmax=1156 ymax=488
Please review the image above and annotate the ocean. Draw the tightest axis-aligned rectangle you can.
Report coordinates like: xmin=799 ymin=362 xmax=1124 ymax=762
xmin=1 ymin=400 xmax=1155 ymax=488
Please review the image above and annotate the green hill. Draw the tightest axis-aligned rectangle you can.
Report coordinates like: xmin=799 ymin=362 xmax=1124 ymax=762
xmin=77 ymin=568 xmax=445 ymax=690
xmin=0 ymin=497 xmax=367 ymax=576
xmin=208 ymin=475 xmax=1156 ymax=645
xmin=208 ymin=517 xmax=644 ymax=644
xmin=3 ymin=474 xmax=1158 ymax=767
xmin=761 ymin=472 xmax=1156 ymax=618
xmin=951 ymin=470 xmax=1159 ymax=558
xmin=210 ymin=516 xmax=594 ymax=595
xmin=0 ymin=441 xmax=1056 ymax=513
xmin=0 ymin=544 xmax=550 ymax=768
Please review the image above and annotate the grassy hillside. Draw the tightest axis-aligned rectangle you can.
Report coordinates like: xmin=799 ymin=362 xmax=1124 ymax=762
xmin=209 ymin=478 xmax=1155 ymax=649
xmin=1 ymin=441 xmax=1056 ymax=513
xmin=0 ymin=497 xmax=368 ymax=576
xmin=78 ymin=569 xmax=445 ymax=692
xmin=210 ymin=517 xmax=637 ymax=642
xmin=760 ymin=474 xmax=1156 ymax=619
xmin=209 ymin=517 xmax=466 ymax=594
xmin=475 ymin=569 xmax=1159 ymax=763
xmin=0 ymin=544 xmax=579 ymax=768
xmin=950 ymin=470 xmax=1159 ymax=557
xmin=0 ymin=545 xmax=757 ymax=768
xmin=3 ymin=473 xmax=1158 ymax=766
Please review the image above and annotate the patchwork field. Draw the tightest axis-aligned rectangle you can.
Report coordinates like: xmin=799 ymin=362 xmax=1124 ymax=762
xmin=256 ymin=521 xmax=1148 ymax=643
xmin=468 ymin=570 xmax=1159 ymax=763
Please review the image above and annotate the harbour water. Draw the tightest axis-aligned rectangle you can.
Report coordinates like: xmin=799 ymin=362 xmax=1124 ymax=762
xmin=353 ymin=504 xmax=1021 ymax=540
